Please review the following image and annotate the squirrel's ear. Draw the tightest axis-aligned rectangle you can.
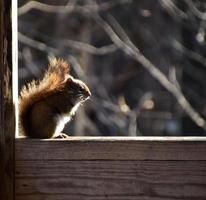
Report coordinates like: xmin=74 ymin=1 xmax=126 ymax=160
xmin=66 ymin=76 xmax=74 ymax=84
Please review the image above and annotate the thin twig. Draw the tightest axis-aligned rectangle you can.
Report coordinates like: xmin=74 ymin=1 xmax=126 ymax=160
xmin=18 ymin=0 xmax=133 ymax=16
xmin=184 ymin=0 xmax=206 ymax=20
xmin=18 ymin=1 xmax=206 ymax=131
xmin=159 ymin=0 xmax=188 ymax=19
xmin=173 ymin=40 xmax=206 ymax=68
xmin=18 ymin=31 xmax=58 ymax=54
xmin=19 ymin=31 xmax=118 ymax=55
xmin=91 ymin=13 xmax=206 ymax=130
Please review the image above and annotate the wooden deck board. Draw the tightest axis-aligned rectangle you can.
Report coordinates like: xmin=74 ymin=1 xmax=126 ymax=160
xmin=16 ymin=137 xmax=206 ymax=161
xmin=15 ymin=138 xmax=206 ymax=199
xmin=15 ymin=160 xmax=206 ymax=200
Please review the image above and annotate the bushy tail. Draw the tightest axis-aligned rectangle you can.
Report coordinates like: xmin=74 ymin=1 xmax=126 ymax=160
xmin=19 ymin=58 xmax=70 ymax=136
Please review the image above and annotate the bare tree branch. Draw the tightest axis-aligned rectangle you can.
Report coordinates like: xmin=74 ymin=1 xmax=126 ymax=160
xmin=18 ymin=0 xmax=133 ymax=16
xmin=106 ymin=14 xmax=139 ymax=52
xmin=22 ymin=47 xmax=42 ymax=76
xmin=184 ymin=0 xmax=206 ymax=21
xmin=159 ymin=0 xmax=188 ymax=20
xmin=19 ymin=31 xmax=118 ymax=55
xmin=67 ymin=54 xmax=86 ymax=81
xmin=59 ymin=39 xmax=118 ymax=55
xmin=91 ymin=13 xmax=206 ymax=130
xmin=18 ymin=31 xmax=58 ymax=54
xmin=173 ymin=40 xmax=206 ymax=68
xmin=18 ymin=0 xmax=206 ymax=131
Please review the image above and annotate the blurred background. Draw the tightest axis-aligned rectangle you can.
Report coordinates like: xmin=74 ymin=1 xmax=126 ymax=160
xmin=18 ymin=0 xmax=206 ymax=136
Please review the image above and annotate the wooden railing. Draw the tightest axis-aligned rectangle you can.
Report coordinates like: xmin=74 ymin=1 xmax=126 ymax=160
xmin=15 ymin=137 xmax=206 ymax=200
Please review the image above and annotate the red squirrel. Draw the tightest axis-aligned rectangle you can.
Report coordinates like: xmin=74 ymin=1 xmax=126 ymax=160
xmin=19 ymin=58 xmax=91 ymax=138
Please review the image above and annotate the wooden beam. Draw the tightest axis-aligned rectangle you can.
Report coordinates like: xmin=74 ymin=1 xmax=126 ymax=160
xmin=16 ymin=137 xmax=206 ymax=161
xmin=15 ymin=160 xmax=206 ymax=200
xmin=15 ymin=138 xmax=206 ymax=200
xmin=0 ymin=0 xmax=15 ymax=199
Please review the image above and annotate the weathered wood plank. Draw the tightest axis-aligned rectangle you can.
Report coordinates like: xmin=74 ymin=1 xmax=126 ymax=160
xmin=15 ymin=139 xmax=206 ymax=199
xmin=0 ymin=0 xmax=15 ymax=199
xmin=15 ymin=160 xmax=206 ymax=200
xmin=14 ymin=195 xmax=178 ymax=200
xmin=15 ymin=137 xmax=206 ymax=161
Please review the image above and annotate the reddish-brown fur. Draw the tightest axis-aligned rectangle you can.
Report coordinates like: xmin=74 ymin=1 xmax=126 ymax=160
xmin=19 ymin=58 xmax=91 ymax=138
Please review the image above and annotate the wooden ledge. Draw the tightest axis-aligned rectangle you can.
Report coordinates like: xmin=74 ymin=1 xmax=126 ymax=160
xmin=15 ymin=136 xmax=206 ymax=161
xmin=15 ymin=136 xmax=206 ymax=141
xmin=15 ymin=137 xmax=206 ymax=199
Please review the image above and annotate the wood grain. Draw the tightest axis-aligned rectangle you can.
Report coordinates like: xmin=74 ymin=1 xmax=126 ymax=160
xmin=16 ymin=137 xmax=206 ymax=161
xmin=15 ymin=160 xmax=206 ymax=200
xmin=15 ymin=138 xmax=206 ymax=199
xmin=0 ymin=0 xmax=15 ymax=199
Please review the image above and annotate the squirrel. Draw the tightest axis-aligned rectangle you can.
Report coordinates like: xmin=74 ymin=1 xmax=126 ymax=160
xmin=19 ymin=58 xmax=91 ymax=138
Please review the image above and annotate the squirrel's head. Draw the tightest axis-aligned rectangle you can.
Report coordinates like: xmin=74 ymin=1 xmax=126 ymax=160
xmin=65 ymin=75 xmax=91 ymax=105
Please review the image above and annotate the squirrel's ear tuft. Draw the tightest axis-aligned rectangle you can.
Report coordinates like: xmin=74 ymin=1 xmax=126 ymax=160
xmin=48 ymin=58 xmax=70 ymax=76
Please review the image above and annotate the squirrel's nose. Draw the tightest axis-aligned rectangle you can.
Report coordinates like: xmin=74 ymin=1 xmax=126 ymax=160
xmin=87 ymin=89 xmax=91 ymax=97
xmin=84 ymin=89 xmax=91 ymax=100
xmin=83 ymin=84 xmax=91 ymax=98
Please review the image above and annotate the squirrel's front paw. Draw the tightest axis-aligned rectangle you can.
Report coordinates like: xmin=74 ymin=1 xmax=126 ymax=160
xmin=54 ymin=133 xmax=69 ymax=138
